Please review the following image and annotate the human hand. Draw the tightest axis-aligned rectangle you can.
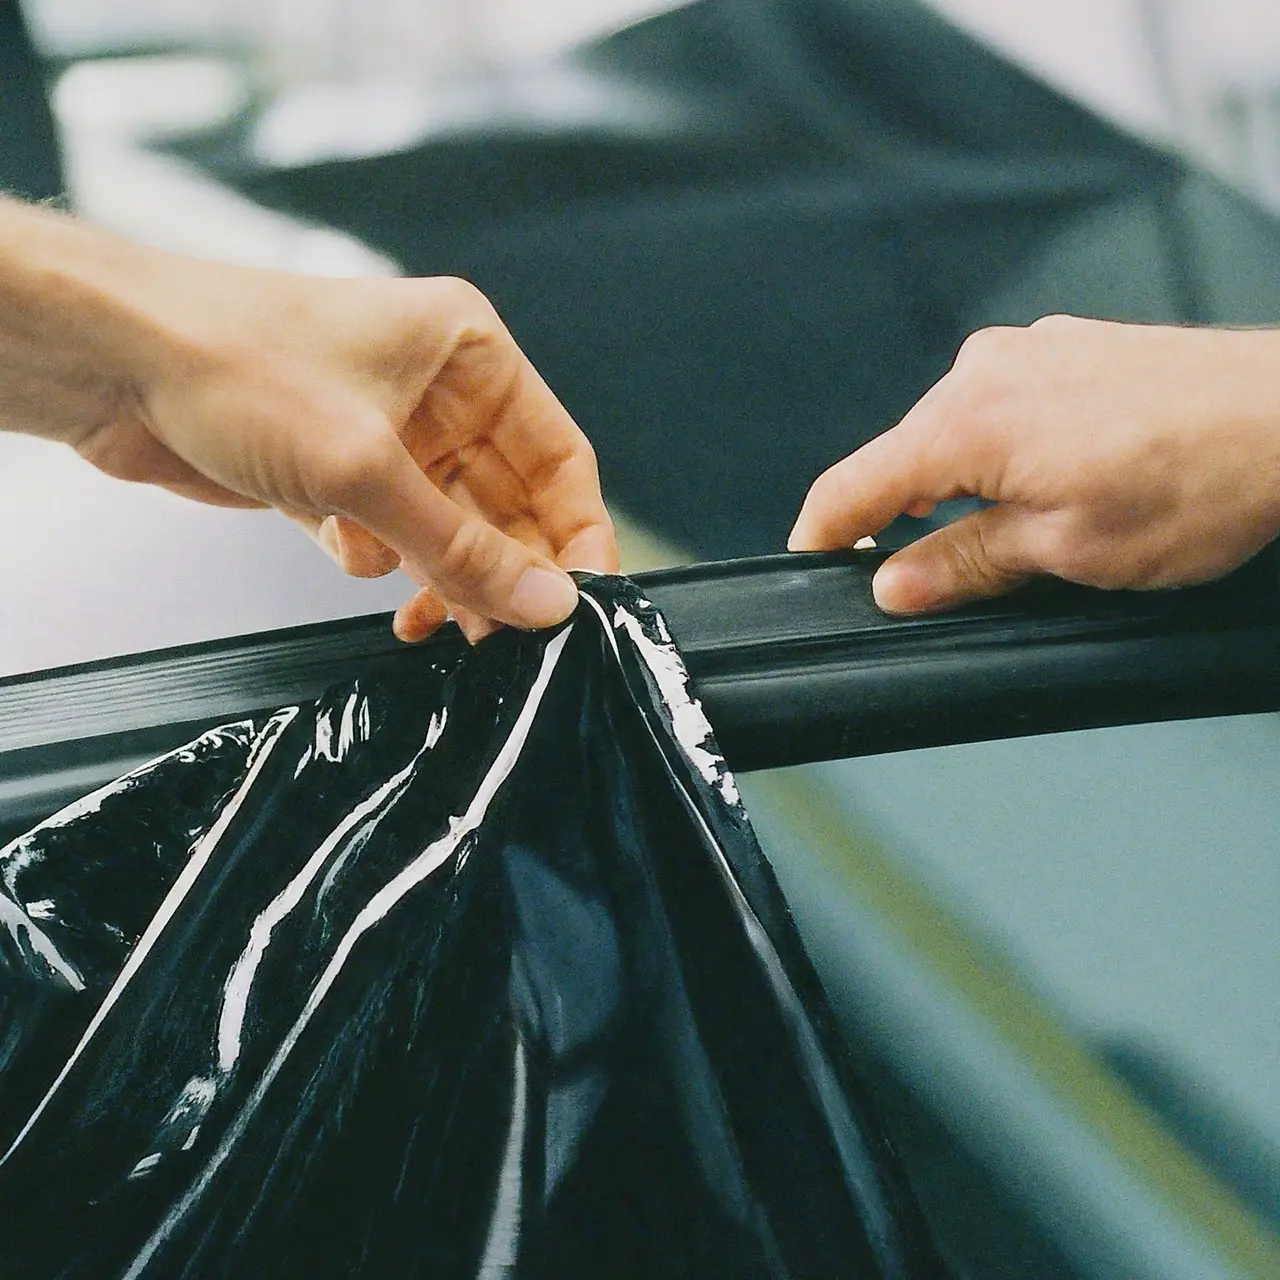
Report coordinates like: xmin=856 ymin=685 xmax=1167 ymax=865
xmin=1 ymin=204 xmax=615 ymax=642
xmin=789 ymin=316 xmax=1280 ymax=612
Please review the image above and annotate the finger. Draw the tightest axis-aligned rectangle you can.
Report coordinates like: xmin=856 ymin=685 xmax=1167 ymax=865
xmin=787 ymin=428 xmax=941 ymax=553
xmin=427 ymin=441 xmax=555 ymax=558
xmin=871 ymin=504 xmax=1047 ymax=614
xmin=326 ymin=516 xmax=401 ymax=577
xmin=430 ymin=440 xmax=619 ymax=579
xmin=394 ymin=588 xmax=499 ymax=647
xmin=555 ymin=519 xmax=619 ymax=574
xmin=481 ymin=358 xmax=618 ymax=571
xmin=787 ymin=372 xmax=1001 ymax=551
xmin=326 ymin=427 xmax=579 ymax=630
xmin=452 ymin=605 xmax=501 ymax=646
xmin=431 ymin=437 xmax=620 ymax=577
xmin=402 ymin=293 xmax=616 ymax=573
xmin=393 ymin=586 xmax=450 ymax=643
xmin=287 ymin=512 xmax=402 ymax=578
xmin=430 ymin=470 xmax=540 ymax=642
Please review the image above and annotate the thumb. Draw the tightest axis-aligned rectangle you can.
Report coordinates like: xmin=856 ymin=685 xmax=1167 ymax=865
xmin=871 ymin=505 xmax=1044 ymax=614
xmin=327 ymin=428 xmax=579 ymax=630
xmin=396 ymin=505 xmax=580 ymax=633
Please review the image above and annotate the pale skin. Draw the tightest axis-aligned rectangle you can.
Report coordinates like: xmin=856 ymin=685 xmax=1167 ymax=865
xmin=5 ymin=198 xmax=1278 ymax=624
xmin=790 ymin=315 xmax=1280 ymax=612
xmin=0 ymin=199 xmax=617 ymax=644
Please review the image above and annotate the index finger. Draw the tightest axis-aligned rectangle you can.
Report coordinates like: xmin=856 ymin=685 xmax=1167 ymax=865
xmin=321 ymin=419 xmax=580 ymax=630
xmin=788 ymin=375 xmax=988 ymax=551
xmin=486 ymin=355 xmax=619 ymax=573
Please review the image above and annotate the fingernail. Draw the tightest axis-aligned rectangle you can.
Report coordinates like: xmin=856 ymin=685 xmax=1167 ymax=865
xmin=509 ymin=567 xmax=578 ymax=628
xmin=872 ymin=562 xmax=916 ymax=613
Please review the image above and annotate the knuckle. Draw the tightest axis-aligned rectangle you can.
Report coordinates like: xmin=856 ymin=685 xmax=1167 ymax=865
xmin=948 ymin=521 xmax=1017 ymax=594
xmin=946 ymin=327 xmax=1020 ymax=413
xmin=954 ymin=325 xmax=1015 ymax=372
xmin=439 ymin=518 xmax=504 ymax=587
xmin=431 ymin=275 xmax=500 ymax=334
xmin=1035 ymin=514 xmax=1113 ymax=585
xmin=522 ymin=440 xmax=576 ymax=496
xmin=313 ymin=426 xmax=399 ymax=510
xmin=1039 ymin=524 xmax=1090 ymax=580
xmin=577 ymin=431 xmax=601 ymax=474
xmin=1028 ymin=312 xmax=1080 ymax=337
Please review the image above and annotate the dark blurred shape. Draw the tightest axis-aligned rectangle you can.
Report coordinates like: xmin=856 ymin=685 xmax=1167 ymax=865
xmin=173 ymin=0 xmax=1280 ymax=559
xmin=0 ymin=2 xmax=63 ymax=202
xmin=0 ymin=576 xmax=948 ymax=1278
xmin=1099 ymin=1038 xmax=1280 ymax=1235
xmin=854 ymin=1055 xmax=1087 ymax=1280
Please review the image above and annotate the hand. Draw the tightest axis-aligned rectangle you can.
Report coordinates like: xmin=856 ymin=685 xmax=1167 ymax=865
xmin=789 ymin=316 xmax=1280 ymax=612
xmin=0 ymin=203 xmax=616 ymax=642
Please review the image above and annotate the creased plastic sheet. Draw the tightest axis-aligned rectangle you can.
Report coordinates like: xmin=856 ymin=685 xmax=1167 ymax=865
xmin=0 ymin=576 xmax=946 ymax=1279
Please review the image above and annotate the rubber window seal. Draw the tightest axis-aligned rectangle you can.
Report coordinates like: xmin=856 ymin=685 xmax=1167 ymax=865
xmin=3 ymin=548 xmax=1280 ymax=833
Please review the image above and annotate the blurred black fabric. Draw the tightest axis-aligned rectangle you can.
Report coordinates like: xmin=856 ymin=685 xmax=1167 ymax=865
xmin=174 ymin=0 xmax=1280 ymax=559
xmin=0 ymin=2 xmax=63 ymax=202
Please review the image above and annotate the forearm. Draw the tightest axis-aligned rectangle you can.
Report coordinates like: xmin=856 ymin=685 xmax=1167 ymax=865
xmin=0 ymin=199 xmax=190 ymax=445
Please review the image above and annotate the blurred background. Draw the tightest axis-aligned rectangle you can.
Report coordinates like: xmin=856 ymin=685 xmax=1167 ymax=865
xmin=3 ymin=2 xmax=1280 ymax=1277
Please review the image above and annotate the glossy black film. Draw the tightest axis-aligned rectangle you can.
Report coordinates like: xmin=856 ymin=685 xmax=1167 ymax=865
xmin=0 ymin=576 xmax=945 ymax=1280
